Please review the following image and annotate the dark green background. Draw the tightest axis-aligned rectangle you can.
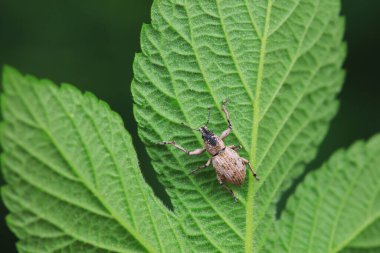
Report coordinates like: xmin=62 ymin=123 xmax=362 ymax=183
xmin=0 ymin=0 xmax=379 ymax=251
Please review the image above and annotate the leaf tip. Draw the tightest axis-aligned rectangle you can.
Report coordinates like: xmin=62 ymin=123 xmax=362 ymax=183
xmin=2 ymin=65 xmax=21 ymax=90
xmin=60 ymin=82 xmax=80 ymax=94
xmin=2 ymin=64 xmax=18 ymax=76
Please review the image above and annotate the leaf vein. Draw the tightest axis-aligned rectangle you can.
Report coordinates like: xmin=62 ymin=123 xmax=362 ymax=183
xmin=8 ymin=79 xmax=158 ymax=253
xmin=245 ymin=1 xmax=272 ymax=252
xmin=215 ymin=0 xmax=255 ymax=103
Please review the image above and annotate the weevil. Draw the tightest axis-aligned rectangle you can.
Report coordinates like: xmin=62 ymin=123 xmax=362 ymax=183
xmin=159 ymin=100 xmax=259 ymax=201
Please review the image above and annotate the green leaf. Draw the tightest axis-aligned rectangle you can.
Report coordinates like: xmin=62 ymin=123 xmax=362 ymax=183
xmin=4 ymin=1 xmax=365 ymax=253
xmin=273 ymin=134 xmax=380 ymax=253
xmin=132 ymin=0 xmax=345 ymax=251
xmin=1 ymin=66 xmax=186 ymax=253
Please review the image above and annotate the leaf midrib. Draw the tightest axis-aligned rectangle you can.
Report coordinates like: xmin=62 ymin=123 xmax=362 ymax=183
xmin=8 ymin=76 xmax=158 ymax=253
xmin=295 ymin=147 xmax=343 ymax=252
xmin=247 ymin=0 xmax=337 ymax=248
xmin=5 ymin=130 xmax=111 ymax=219
xmin=255 ymin=0 xmax=328 ymax=175
xmin=334 ymin=214 xmax=380 ymax=251
xmin=79 ymin=101 xmax=170 ymax=252
xmin=251 ymin=0 xmax=333 ymax=238
xmin=257 ymin=84 xmax=340 ymax=252
xmin=286 ymin=148 xmax=380 ymax=253
xmin=51 ymin=88 xmax=167 ymax=252
xmin=245 ymin=1 xmax=272 ymax=252
xmin=80 ymin=97 xmax=184 ymax=252
xmin=328 ymin=154 xmax=378 ymax=252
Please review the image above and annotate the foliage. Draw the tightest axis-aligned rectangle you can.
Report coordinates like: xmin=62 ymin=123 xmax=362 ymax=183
xmin=1 ymin=0 xmax=379 ymax=252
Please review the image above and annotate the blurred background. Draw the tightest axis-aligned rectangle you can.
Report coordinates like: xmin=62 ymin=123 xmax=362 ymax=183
xmin=0 ymin=0 xmax=379 ymax=251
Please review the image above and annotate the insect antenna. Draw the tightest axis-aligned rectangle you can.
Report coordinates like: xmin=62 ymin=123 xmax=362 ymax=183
xmin=181 ymin=122 xmax=198 ymax=131
xmin=205 ymin=106 xmax=211 ymax=127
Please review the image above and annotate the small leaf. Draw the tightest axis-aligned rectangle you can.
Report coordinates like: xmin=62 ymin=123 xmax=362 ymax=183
xmin=132 ymin=0 xmax=345 ymax=251
xmin=273 ymin=134 xmax=380 ymax=253
xmin=1 ymin=67 xmax=185 ymax=253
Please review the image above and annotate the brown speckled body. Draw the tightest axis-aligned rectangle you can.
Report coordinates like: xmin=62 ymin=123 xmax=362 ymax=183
xmin=202 ymin=133 xmax=247 ymax=185
xmin=212 ymin=147 xmax=246 ymax=186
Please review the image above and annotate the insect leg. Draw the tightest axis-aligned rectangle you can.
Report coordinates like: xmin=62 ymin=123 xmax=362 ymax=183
xmin=242 ymin=158 xmax=259 ymax=181
xmin=217 ymin=175 xmax=238 ymax=202
xmin=228 ymin=144 xmax=242 ymax=151
xmin=190 ymin=158 xmax=212 ymax=175
xmin=220 ymin=99 xmax=232 ymax=139
xmin=158 ymin=141 xmax=205 ymax=155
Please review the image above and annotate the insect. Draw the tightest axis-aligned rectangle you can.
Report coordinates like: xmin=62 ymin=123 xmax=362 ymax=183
xmin=159 ymin=100 xmax=259 ymax=201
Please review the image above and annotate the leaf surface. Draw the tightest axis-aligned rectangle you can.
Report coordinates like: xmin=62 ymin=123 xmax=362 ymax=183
xmin=273 ymin=134 xmax=380 ymax=253
xmin=132 ymin=0 xmax=345 ymax=251
xmin=1 ymin=67 xmax=185 ymax=253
